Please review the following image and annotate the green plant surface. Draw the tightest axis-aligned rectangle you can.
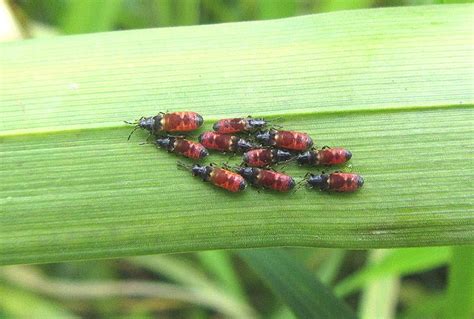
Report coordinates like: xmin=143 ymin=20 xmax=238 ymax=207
xmin=334 ymin=247 xmax=451 ymax=297
xmin=358 ymin=250 xmax=399 ymax=319
xmin=59 ymin=0 xmax=122 ymax=34
xmin=446 ymin=246 xmax=474 ymax=319
xmin=128 ymin=255 xmax=256 ymax=318
xmin=0 ymin=284 xmax=78 ymax=319
xmin=239 ymin=249 xmax=356 ymax=319
xmin=0 ymin=264 xmax=251 ymax=319
xmin=0 ymin=5 xmax=473 ymax=266
xmin=197 ymin=250 xmax=247 ymax=300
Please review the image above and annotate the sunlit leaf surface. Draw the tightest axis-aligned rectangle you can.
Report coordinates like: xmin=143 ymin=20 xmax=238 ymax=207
xmin=0 ymin=4 xmax=473 ymax=265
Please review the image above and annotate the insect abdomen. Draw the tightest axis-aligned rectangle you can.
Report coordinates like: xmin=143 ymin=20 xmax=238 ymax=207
xmin=318 ymin=148 xmax=351 ymax=165
xmin=274 ymin=130 xmax=313 ymax=151
xmin=213 ymin=118 xmax=247 ymax=134
xmin=199 ymin=132 xmax=235 ymax=152
xmin=210 ymin=168 xmax=247 ymax=192
xmin=329 ymin=173 xmax=363 ymax=192
xmin=257 ymin=170 xmax=295 ymax=192
xmin=243 ymin=149 xmax=273 ymax=167
xmin=163 ymin=112 xmax=203 ymax=132
xmin=174 ymin=139 xmax=208 ymax=160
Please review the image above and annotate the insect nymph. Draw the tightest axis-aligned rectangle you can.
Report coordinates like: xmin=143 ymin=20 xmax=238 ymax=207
xmin=255 ymin=129 xmax=313 ymax=151
xmin=236 ymin=167 xmax=295 ymax=192
xmin=155 ymin=136 xmax=208 ymax=160
xmin=297 ymin=147 xmax=352 ymax=166
xmin=178 ymin=162 xmax=247 ymax=192
xmin=127 ymin=111 xmax=203 ymax=139
xmin=306 ymin=172 xmax=363 ymax=192
xmin=213 ymin=117 xmax=268 ymax=134
xmin=242 ymin=148 xmax=293 ymax=167
xmin=199 ymin=132 xmax=255 ymax=153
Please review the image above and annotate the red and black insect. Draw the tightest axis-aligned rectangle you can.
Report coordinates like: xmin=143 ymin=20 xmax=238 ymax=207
xmin=199 ymin=131 xmax=255 ymax=153
xmin=236 ymin=167 xmax=295 ymax=192
xmin=255 ymin=129 xmax=313 ymax=151
xmin=178 ymin=162 xmax=246 ymax=192
xmin=306 ymin=172 xmax=363 ymax=192
xmin=297 ymin=147 xmax=352 ymax=166
xmin=126 ymin=111 xmax=203 ymax=140
xmin=243 ymin=148 xmax=293 ymax=168
xmin=155 ymin=136 xmax=208 ymax=160
xmin=213 ymin=117 xmax=268 ymax=134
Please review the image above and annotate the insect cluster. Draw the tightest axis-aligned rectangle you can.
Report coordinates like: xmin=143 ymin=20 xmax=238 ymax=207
xmin=127 ymin=112 xmax=364 ymax=193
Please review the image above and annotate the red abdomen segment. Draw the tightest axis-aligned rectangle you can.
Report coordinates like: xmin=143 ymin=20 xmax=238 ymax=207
xmin=163 ymin=112 xmax=203 ymax=132
xmin=243 ymin=149 xmax=273 ymax=167
xmin=274 ymin=130 xmax=313 ymax=151
xmin=174 ymin=139 xmax=208 ymax=160
xmin=199 ymin=132 xmax=234 ymax=152
xmin=329 ymin=173 xmax=364 ymax=192
xmin=318 ymin=148 xmax=351 ymax=165
xmin=213 ymin=118 xmax=247 ymax=134
xmin=257 ymin=170 xmax=295 ymax=192
xmin=210 ymin=168 xmax=246 ymax=192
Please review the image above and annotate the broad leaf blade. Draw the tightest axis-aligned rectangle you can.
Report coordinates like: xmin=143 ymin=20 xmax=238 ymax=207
xmin=0 ymin=5 xmax=473 ymax=265
xmin=239 ymin=249 xmax=356 ymax=319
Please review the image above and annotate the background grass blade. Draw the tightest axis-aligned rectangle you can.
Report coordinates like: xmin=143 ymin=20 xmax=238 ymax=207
xmin=445 ymin=246 xmax=474 ymax=319
xmin=0 ymin=265 xmax=252 ymax=319
xmin=59 ymin=0 xmax=122 ymax=34
xmin=239 ymin=249 xmax=356 ymax=319
xmin=0 ymin=5 xmax=473 ymax=266
xmin=334 ymin=247 xmax=451 ymax=297
xmin=358 ymin=250 xmax=400 ymax=319
xmin=197 ymin=251 xmax=247 ymax=300
xmin=0 ymin=284 xmax=78 ymax=319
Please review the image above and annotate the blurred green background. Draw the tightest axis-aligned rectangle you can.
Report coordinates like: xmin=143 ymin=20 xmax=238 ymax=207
xmin=1 ymin=0 xmax=473 ymax=318
xmin=4 ymin=0 xmax=472 ymax=38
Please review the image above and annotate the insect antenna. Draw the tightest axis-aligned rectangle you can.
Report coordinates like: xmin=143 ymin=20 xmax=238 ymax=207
xmin=294 ymin=177 xmax=309 ymax=191
xmin=125 ymin=119 xmax=143 ymax=141
xmin=177 ymin=161 xmax=192 ymax=171
xmin=267 ymin=117 xmax=285 ymax=130
xmin=126 ymin=125 xmax=141 ymax=141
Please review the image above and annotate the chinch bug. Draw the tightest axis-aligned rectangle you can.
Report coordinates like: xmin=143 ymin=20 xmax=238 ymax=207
xmin=199 ymin=131 xmax=255 ymax=153
xmin=178 ymin=162 xmax=246 ymax=192
xmin=306 ymin=172 xmax=363 ymax=192
xmin=236 ymin=167 xmax=295 ymax=192
xmin=297 ymin=147 xmax=352 ymax=166
xmin=213 ymin=116 xmax=268 ymax=134
xmin=155 ymin=136 xmax=208 ymax=160
xmin=243 ymin=148 xmax=293 ymax=168
xmin=126 ymin=111 xmax=203 ymax=140
xmin=255 ymin=129 xmax=313 ymax=151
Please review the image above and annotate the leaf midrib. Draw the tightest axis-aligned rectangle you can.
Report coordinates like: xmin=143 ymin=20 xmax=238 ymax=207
xmin=1 ymin=104 xmax=471 ymax=138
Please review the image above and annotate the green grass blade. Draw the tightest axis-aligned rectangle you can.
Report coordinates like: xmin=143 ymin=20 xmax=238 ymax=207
xmin=319 ymin=0 xmax=376 ymax=12
xmin=154 ymin=0 xmax=173 ymax=27
xmin=0 ymin=264 xmax=252 ymax=319
xmin=398 ymin=294 xmax=446 ymax=319
xmin=131 ymin=255 xmax=212 ymax=288
xmin=239 ymin=249 xmax=356 ymax=319
xmin=176 ymin=0 xmax=200 ymax=26
xmin=197 ymin=251 xmax=246 ymax=300
xmin=59 ymin=0 xmax=122 ymax=34
xmin=445 ymin=246 xmax=474 ymax=319
xmin=358 ymin=250 xmax=399 ymax=319
xmin=316 ymin=249 xmax=347 ymax=285
xmin=129 ymin=255 xmax=258 ymax=318
xmin=258 ymin=0 xmax=296 ymax=19
xmin=335 ymin=247 xmax=451 ymax=297
xmin=0 ymin=5 xmax=473 ymax=266
xmin=0 ymin=284 xmax=78 ymax=319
